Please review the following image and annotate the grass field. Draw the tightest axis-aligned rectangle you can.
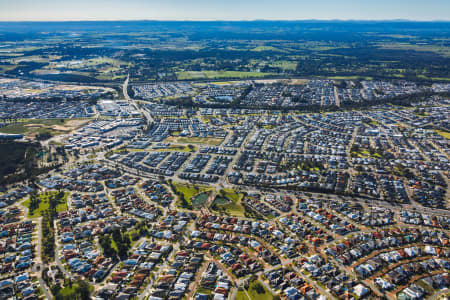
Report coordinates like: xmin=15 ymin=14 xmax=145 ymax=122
xmin=379 ymin=43 xmax=450 ymax=58
xmin=172 ymin=182 xmax=214 ymax=208
xmin=251 ymin=46 xmax=286 ymax=52
xmin=58 ymin=285 xmax=79 ymax=298
xmin=417 ymin=75 xmax=450 ymax=81
xmin=201 ymin=116 xmax=214 ymax=123
xmin=153 ymin=144 xmax=196 ymax=152
xmin=177 ymin=70 xmax=275 ymax=80
xmin=0 ymin=65 xmax=18 ymax=72
xmin=0 ymin=118 xmax=88 ymax=137
xmin=23 ymin=191 xmax=69 ymax=218
xmin=263 ymin=124 xmax=277 ymax=129
xmin=236 ymin=291 xmax=250 ymax=300
xmin=288 ymin=78 xmax=309 ymax=85
xmin=213 ymin=188 xmax=246 ymax=217
xmin=352 ymin=149 xmax=372 ymax=158
xmin=352 ymin=149 xmax=383 ymax=159
xmin=195 ymin=287 xmax=213 ymax=296
xmin=236 ymin=280 xmax=275 ymax=300
xmin=108 ymin=227 xmax=141 ymax=252
xmin=115 ymin=148 xmax=149 ymax=153
xmin=327 ymin=75 xmax=373 ymax=80
xmin=436 ymin=130 xmax=450 ymax=139
xmin=211 ymin=81 xmax=233 ymax=85
xmin=213 ymin=197 xmax=230 ymax=205
xmin=269 ymin=60 xmax=298 ymax=71
xmin=166 ymin=136 xmax=223 ymax=146
xmin=56 ymin=281 xmax=94 ymax=299
xmin=191 ymin=192 xmax=210 ymax=207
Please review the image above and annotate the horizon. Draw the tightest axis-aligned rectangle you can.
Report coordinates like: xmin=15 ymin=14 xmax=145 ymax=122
xmin=1 ymin=19 xmax=450 ymax=23
xmin=0 ymin=0 xmax=449 ymax=22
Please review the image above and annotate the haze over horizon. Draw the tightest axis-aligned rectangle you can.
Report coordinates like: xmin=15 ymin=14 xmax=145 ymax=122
xmin=0 ymin=0 xmax=449 ymax=22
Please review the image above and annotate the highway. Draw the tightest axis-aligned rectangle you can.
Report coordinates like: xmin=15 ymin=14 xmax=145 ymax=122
xmin=123 ymin=74 xmax=154 ymax=125
xmin=123 ymin=74 xmax=131 ymax=101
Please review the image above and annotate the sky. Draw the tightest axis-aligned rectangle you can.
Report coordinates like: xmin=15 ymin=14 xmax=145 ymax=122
xmin=0 ymin=0 xmax=449 ymax=21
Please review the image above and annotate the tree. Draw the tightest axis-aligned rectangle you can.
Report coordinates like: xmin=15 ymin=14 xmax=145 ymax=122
xmin=117 ymin=243 xmax=128 ymax=258
xmin=123 ymin=233 xmax=131 ymax=246
xmin=112 ymin=228 xmax=122 ymax=244
xmin=350 ymin=144 xmax=360 ymax=153
xmin=99 ymin=235 xmax=117 ymax=258
xmin=131 ymin=231 xmax=140 ymax=241
xmin=252 ymin=282 xmax=265 ymax=294
xmin=51 ymin=284 xmax=62 ymax=298
xmin=179 ymin=193 xmax=190 ymax=209
xmin=75 ymin=280 xmax=91 ymax=300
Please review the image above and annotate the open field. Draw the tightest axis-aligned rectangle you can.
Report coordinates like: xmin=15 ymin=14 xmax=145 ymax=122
xmin=269 ymin=60 xmax=298 ymax=71
xmin=0 ymin=21 xmax=449 ymax=83
xmin=33 ymin=56 xmax=128 ymax=81
xmin=172 ymin=182 xmax=214 ymax=208
xmin=0 ymin=119 xmax=89 ymax=137
xmin=212 ymin=188 xmax=246 ymax=217
xmin=379 ymin=43 xmax=450 ymax=58
xmin=165 ymin=136 xmax=223 ymax=146
xmin=153 ymin=144 xmax=197 ymax=152
xmin=251 ymin=46 xmax=286 ymax=52
xmin=177 ymin=71 xmax=276 ymax=80
xmin=417 ymin=75 xmax=450 ymax=81
xmin=288 ymin=78 xmax=309 ymax=85
xmin=54 ymin=281 xmax=94 ymax=299
xmin=236 ymin=291 xmax=250 ymax=300
xmin=327 ymin=75 xmax=374 ymax=80
xmin=191 ymin=192 xmax=209 ymax=207
xmin=436 ymin=130 xmax=450 ymax=139
xmin=23 ymin=191 xmax=69 ymax=218
xmin=236 ymin=280 xmax=275 ymax=300
xmin=0 ymin=65 xmax=17 ymax=72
